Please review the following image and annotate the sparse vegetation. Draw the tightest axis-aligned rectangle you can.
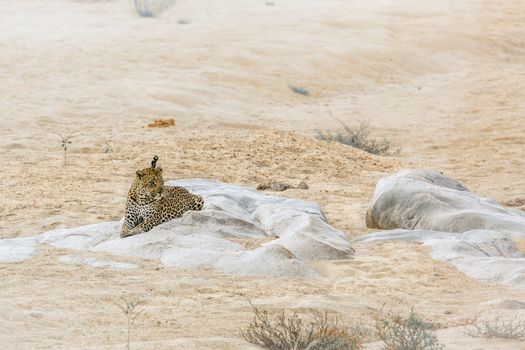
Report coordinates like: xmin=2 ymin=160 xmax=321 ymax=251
xmin=315 ymin=118 xmax=396 ymax=156
xmin=114 ymin=297 xmax=145 ymax=350
xmin=132 ymin=0 xmax=175 ymax=17
xmin=53 ymin=132 xmax=76 ymax=166
xmin=374 ymin=309 xmax=443 ymax=350
xmin=305 ymin=335 xmax=359 ymax=350
xmin=315 ymin=111 xmax=398 ymax=155
xmin=101 ymin=135 xmax=114 ymax=154
xmin=465 ymin=316 xmax=525 ymax=341
xmin=289 ymin=85 xmax=310 ymax=96
xmin=242 ymin=303 xmax=367 ymax=350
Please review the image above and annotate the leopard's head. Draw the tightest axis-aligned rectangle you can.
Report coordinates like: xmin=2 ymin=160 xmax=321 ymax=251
xmin=129 ymin=166 xmax=164 ymax=204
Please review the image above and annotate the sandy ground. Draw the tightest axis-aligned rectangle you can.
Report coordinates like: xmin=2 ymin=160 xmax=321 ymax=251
xmin=1 ymin=0 xmax=525 ymax=348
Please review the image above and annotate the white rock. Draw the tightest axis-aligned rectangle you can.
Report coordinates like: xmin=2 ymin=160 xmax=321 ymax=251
xmin=59 ymin=255 xmax=139 ymax=269
xmin=366 ymin=169 xmax=525 ymax=239
xmin=358 ymin=229 xmax=525 ymax=287
xmin=0 ymin=237 xmax=37 ymax=262
xmin=1 ymin=179 xmax=352 ymax=277
xmin=362 ymin=170 xmax=525 ymax=287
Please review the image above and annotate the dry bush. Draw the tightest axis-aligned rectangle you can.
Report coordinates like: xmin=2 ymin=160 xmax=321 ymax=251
xmin=315 ymin=112 xmax=398 ymax=156
xmin=242 ymin=303 xmax=367 ymax=350
xmin=465 ymin=316 xmax=525 ymax=341
xmin=315 ymin=120 xmax=396 ymax=156
xmin=132 ymin=0 xmax=175 ymax=17
xmin=374 ymin=309 xmax=443 ymax=350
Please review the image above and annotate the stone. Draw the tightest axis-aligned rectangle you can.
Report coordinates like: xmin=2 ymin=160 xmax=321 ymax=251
xmin=366 ymin=169 xmax=525 ymax=239
xmin=0 ymin=179 xmax=353 ymax=277
xmin=358 ymin=229 xmax=525 ymax=287
xmin=297 ymin=181 xmax=309 ymax=189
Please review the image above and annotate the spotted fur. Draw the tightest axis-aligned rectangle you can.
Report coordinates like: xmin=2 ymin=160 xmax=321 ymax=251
xmin=120 ymin=166 xmax=204 ymax=238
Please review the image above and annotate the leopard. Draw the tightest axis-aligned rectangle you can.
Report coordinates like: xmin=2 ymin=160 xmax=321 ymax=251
xmin=120 ymin=156 xmax=204 ymax=238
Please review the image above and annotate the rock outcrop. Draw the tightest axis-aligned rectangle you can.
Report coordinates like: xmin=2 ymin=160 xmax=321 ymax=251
xmin=357 ymin=229 xmax=525 ymax=287
xmin=0 ymin=179 xmax=353 ymax=277
xmin=363 ymin=169 xmax=525 ymax=288
xmin=366 ymin=169 xmax=525 ymax=239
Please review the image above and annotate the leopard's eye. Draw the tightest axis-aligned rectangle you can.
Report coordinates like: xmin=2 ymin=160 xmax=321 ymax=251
xmin=149 ymin=181 xmax=155 ymax=187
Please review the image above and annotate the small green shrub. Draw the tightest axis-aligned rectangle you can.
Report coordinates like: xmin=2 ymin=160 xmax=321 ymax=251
xmin=53 ymin=131 xmax=76 ymax=166
xmin=375 ymin=309 xmax=443 ymax=350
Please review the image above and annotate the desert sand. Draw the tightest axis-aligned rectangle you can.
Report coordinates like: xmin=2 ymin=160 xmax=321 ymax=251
xmin=1 ymin=0 xmax=525 ymax=349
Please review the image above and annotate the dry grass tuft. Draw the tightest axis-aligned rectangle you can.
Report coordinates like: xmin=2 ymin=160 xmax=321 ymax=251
xmin=465 ymin=316 xmax=525 ymax=341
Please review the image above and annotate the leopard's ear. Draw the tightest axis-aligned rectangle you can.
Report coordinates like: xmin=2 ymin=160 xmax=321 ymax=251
xmin=136 ymin=170 xmax=145 ymax=178
xmin=155 ymin=167 xmax=163 ymax=174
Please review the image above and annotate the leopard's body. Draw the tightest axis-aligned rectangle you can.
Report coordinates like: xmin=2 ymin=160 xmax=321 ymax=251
xmin=120 ymin=166 xmax=204 ymax=238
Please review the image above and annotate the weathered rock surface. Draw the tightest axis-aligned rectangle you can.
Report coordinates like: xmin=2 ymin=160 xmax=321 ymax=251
xmin=362 ymin=170 xmax=525 ymax=288
xmin=366 ymin=169 xmax=525 ymax=239
xmin=357 ymin=229 xmax=525 ymax=287
xmin=0 ymin=179 xmax=352 ymax=277
xmin=0 ymin=237 xmax=36 ymax=262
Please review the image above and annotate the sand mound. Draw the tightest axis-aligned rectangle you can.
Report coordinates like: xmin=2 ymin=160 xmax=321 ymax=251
xmin=1 ymin=129 xmax=398 ymax=240
xmin=366 ymin=169 xmax=525 ymax=239
xmin=0 ymin=179 xmax=352 ymax=277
